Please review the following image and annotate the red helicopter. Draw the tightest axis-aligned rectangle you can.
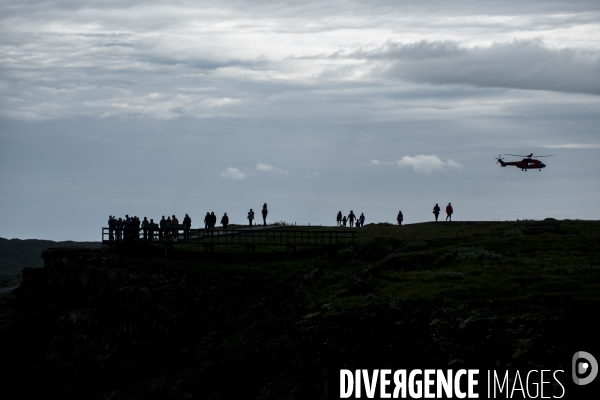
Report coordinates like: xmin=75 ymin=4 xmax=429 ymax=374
xmin=495 ymin=153 xmax=554 ymax=171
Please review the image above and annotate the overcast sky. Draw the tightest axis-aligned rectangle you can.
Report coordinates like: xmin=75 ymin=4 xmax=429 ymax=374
xmin=1 ymin=0 xmax=600 ymax=241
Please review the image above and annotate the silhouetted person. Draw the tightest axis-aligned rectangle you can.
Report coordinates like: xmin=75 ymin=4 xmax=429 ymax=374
xmin=108 ymin=216 xmax=115 ymax=241
xmin=117 ymin=218 xmax=123 ymax=241
xmin=397 ymin=211 xmax=403 ymax=225
xmin=248 ymin=209 xmax=254 ymax=227
xmin=210 ymin=212 xmax=217 ymax=229
xmin=171 ymin=215 xmax=178 ymax=240
xmin=348 ymin=211 xmax=356 ymax=227
xmin=159 ymin=216 xmax=166 ymax=240
xmin=359 ymin=213 xmax=365 ymax=227
xmin=149 ymin=219 xmax=156 ymax=241
xmin=446 ymin=203 xmax=453 ymax=221
xmin=262 ymin=203 xmax=268 ymax=226
xmin=134 ymin=216 xmax=141 ymax=241
xmin=204 ymin=212 xmax=210 ymax=229
xmin=142 ymin=217 xmax=149 ymax=240
xmin=221 ymin=213 xmax=229 ymax=229
xmin=342 ymin=216 xmax=347 ymax=226
xmin=433 ymin=204 xmax=440 ymax=222
xmin=124 ymin=214 xmax=132 ymax=241
xmin=183 ymin=213 xmax=192 ymax=240
xmin=166 ymin=216 xmax=172 ymax=240
xmin=336 ymin=211 xmax=342 ymax=227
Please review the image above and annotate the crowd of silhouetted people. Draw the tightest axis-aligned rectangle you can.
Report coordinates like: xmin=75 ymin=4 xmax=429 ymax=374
xmin=333 ymin=202 xmax=453 ymax=228
xmin=336 ymin=210 xmax=366 ymax=227
xmin=106 ymin=202 xmax=455 ymax=242
xmin=106 ymin=206 xmax=265 ymax=242
xmin=107 ymin=213 xmax=195 ymax=242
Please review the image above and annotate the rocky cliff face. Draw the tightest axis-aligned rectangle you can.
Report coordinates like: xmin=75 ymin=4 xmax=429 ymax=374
xmin=2 ymin=247 xmax=327 ymax=399
xmin=1 ymin=240 xmax=599 ymax=399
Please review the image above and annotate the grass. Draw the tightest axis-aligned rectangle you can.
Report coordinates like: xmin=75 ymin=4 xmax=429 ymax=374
xmin=89 ymin=219 xmax=600 ymax=321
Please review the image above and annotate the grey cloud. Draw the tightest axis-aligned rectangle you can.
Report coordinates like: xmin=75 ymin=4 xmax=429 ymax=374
xmin=363 ymin=40 xmax=600 ymax=96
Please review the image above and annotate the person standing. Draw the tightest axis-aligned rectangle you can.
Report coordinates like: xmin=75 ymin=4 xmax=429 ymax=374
xmin=116 ymin=218 xmax=123 ymax=241
xmin=159 ymin=216 xmax=166 ymax=241
xmin=108 ymin=216 xmax=115 ymax=241
xmin=183 ymin=214 xmax=192 ymax=240
xmin=433 ymin=204 xmax=440 ymax=222
xmin=248 ymin=209 xmax=255 ymax=227
xmin=204 ymin=212 xmax=210 ymax=229
xmin=336 ymin=211 xmax=342 ymax=227
xmin=262 ymin=203 xmax=268 ymax=226
xmin=210 ymin=212 xmax=217 ymax=229
xmin=446 ymin=203 xmax=453 ymax=221
xmin=148 ymin=218 xmax=156 ymax=241
xmin=221 ymin=213 xmax=229 ymax=229
xmin=135 ymin=217 xmax=141 ymax=241
xmin=342 ymin=215 xmax=347 ymax=226
xmin=397 ymin=211 xmax=403 ymax=225
xmin=142 ymin=217 xmax=149 ymax=240
xmin=359 ymin=213 xmax=365 ymax=227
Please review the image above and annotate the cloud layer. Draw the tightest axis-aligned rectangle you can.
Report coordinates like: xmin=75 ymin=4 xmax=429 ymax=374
xmin=2 ymin=2 xmax=600 ymax=121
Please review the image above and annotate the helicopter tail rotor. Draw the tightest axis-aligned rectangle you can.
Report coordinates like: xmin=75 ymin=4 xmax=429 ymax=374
xmin=495 ymin=155 xmax=506 ymax=166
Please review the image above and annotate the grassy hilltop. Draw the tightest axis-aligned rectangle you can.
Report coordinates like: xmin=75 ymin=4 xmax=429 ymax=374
xmin=1 ymin=220 xmax=599 ymax=399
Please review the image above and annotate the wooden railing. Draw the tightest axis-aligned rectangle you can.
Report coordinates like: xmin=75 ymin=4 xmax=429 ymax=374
xmin=101 ymin=227 xmax=356 ymax=247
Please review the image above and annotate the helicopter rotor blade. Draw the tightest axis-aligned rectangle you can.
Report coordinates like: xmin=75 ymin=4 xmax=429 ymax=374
xmin=505 ymin=153 xmax=555 ymax=158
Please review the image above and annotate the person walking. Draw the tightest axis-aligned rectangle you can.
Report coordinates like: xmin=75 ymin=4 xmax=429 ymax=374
xmin=262 ymin=203 xmax=268 ymax=226
xmin=348 ymin=210 xmax=356 ymax=227
xmin=342 ymin=215 xmax=347 ymax=226
xmin=336 ymin=211 xmax=342 ymax=227
xmin=221 ymin=213 xmax=229 ymax=229
xmin=397 ymin=211 xmax=403 ymax=225
xmin=446 ymin=203 xmax=453 ymax=221
xmin=247 ymin=209 xmax=255 ymax=227
xmin=204 ymin=212 xmax=210 ymax=229
xmin=433 ymin=204 xmax=440 ymax=222
xmin=358 ymin=213 xmax=365 ymax=227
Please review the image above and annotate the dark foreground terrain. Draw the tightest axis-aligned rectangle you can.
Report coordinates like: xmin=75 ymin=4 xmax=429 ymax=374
xmin=1 ymin=220 xmax=599 ymax=399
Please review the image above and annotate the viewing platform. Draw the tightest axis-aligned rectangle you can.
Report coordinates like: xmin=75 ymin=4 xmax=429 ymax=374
xmin=102 ymin=226 xmax=356 ymax=251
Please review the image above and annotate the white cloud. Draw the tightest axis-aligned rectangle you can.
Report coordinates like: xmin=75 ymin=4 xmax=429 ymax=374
xmin=445 ymin=159 xmax=464 ymax=169
xmin=220 ymin=167 xmax=248 ymax=179
xmin=396 ymin=155 xmax=463 ymax=174
xmin=370 ymin=159 xmax=394 ymax=165
xmin=204 ymin=97 xmax=242 ymax=108
xmin=256 ymin=163 xmax=289 ymax=174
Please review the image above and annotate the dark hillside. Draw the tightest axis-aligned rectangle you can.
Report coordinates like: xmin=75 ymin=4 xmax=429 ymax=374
xmin=0 ymin=237 xmax=102 ymax=284
xmin=0 ymin=220 xmax=599 ymax=399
